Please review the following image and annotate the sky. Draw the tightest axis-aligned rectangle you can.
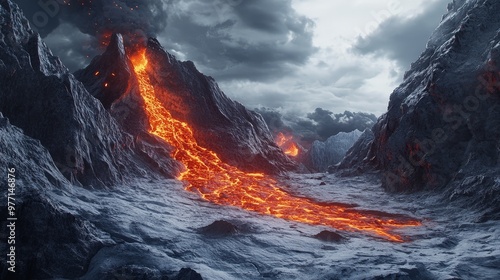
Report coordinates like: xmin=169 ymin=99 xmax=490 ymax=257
xmin=15 ymin=0 xmax=450 ymax=116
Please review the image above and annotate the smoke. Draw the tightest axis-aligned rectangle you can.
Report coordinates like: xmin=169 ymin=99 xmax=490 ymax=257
xmin=13 ymin=0 xmax=169 ymax=69
xmin=256 ymin=107 xmax=378 ymax=147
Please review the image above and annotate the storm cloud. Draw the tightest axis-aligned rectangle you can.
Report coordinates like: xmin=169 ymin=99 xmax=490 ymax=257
xmin=159 ymin=0 xmax=316 ymax=81
xmin=352 ymin=0 xmax=448 ymax=70
xmin=13 ymin=0 xmax=169 ymax=70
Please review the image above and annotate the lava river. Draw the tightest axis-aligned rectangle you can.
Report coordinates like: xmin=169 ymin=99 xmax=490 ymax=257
xmin=131 ymin=49 xmax=421 ymax=242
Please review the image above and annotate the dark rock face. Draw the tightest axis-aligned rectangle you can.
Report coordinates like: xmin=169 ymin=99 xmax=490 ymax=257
xmin=0 ymin=114 xmax=108 ymax=279
xmin=0 ymin=1 xmax=180 ymax=187
xmin=332 ymin=129 xmax=375 ymax=174
xmin=74 ymin=34 xmax=133 ymax=110
xmin=337 ymin=0 xmax=500 ymax=217
xmin=0 ymin=1 xmax=190 ymax=278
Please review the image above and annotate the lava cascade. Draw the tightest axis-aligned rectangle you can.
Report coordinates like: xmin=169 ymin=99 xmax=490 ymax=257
xmin=131 ymin=49 xmax=421 ymax=242
xmin=275 ymin=132 xmax=299 ymax=157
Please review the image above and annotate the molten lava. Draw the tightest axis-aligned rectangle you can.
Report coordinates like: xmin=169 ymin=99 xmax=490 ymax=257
xmin=131 ymin=49 xmax=420 ymax=242
xmin=275 ymin=132 xmax=299 ymax=157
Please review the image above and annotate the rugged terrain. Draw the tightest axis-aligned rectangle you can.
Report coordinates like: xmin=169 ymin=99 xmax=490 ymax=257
xmin=337 ymin=0 xmax=500 ymax=220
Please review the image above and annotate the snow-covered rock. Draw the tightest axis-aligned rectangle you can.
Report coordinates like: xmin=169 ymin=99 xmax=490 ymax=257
xmin=337 ymin=0 xmax=500 ymax=219
xmin=0 ymin=0 xmax=182 ymax=187
xmin=308 ymin=129 xmax=363 ymax=172
xmin=0 ymin=112 xmax=110 ymax=278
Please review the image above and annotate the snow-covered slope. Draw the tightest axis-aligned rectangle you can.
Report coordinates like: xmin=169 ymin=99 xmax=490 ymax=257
xmin=338 ymin=0 xmax=500 ymax=219
xmin=308 ymin=130 xmax=363 ymax=172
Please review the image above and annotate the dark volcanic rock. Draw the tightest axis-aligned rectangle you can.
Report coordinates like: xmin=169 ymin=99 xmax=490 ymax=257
xmin=75 ymin=33 xmax=149 ymax=134
xmin=0 ymin=0 xmax=180 ymax=187
xmin=313 ymin=230 xmax=345 ymax=243
xmin=0 ymin=113 xmax=110 ymax=279
xmin=199 ymin=220 xmax=238 ymax=237
xmin=174 ymin=268 xmax=204 ymax=280
xmin=74 ymin=34 xmax=133 ymax=110
xmin=337 ymin=0 xmax=500 ymax=218
xmin=331 ymin=129 xmax=375 ymax=175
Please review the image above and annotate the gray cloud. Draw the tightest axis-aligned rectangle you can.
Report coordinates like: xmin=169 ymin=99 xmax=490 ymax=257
xmin=13 ymin=0 xmax=167 ymax=37
xmin=158 ymin=0 xmax=316 ymax=81
xmin=256 ymin=107 xmax=378 ymax=145
xmin=352 ymin=0 xmax=448 ymax=70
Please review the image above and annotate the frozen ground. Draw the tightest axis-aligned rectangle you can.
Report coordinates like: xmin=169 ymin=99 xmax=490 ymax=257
xmin=49 ymin=173 xmax=500 ymax=279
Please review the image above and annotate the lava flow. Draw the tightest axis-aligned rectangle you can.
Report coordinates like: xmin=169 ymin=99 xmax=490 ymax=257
xmin=131 ymin=49 xmax=421 ymax=242
xmin=275 ymin=132 xmax=299 ymax=157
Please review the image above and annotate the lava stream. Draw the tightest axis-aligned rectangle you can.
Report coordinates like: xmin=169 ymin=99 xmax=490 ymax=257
xmin=275 ymin=132 xmax=299 ymax=157
xmin=131 ymin=49 xmax=420 ymax=242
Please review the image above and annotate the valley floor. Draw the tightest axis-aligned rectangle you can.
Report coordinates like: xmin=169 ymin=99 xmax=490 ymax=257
xmin=50 ymin=173 xmax=500 ymax=279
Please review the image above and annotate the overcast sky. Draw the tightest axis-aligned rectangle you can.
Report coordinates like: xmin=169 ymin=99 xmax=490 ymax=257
xmin=22 ymin=0 xmax=450 ymax=116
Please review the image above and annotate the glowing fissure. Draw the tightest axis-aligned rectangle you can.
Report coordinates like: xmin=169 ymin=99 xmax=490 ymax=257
xmin=275 ymin=132 xmax=299 ymax=157
xmin=131 ymin=49 xmax=420 ymax=242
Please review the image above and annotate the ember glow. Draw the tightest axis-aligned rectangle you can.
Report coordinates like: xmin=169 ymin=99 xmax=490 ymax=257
xmin=275 ymin=132 xmax=299 ymax=157
xmin=131 ymin=49 xmax=421 ymax=242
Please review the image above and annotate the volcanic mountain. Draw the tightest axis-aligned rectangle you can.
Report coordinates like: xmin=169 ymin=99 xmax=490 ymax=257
xmin=74 ymin=33 xmax=296 ymax=176
xmin=336 ymin=0 xmax=500 ymax=220
xmin=0 ymin=0 xmax=294 ymax=277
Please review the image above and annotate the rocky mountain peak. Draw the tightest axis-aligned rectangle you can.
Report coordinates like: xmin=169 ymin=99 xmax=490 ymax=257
xmin=337 ymin=0 xmax=500 ymax=219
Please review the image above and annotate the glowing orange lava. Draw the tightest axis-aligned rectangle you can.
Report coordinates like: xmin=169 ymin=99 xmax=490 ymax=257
xmin=275 ymin=132 xmax=299 ymax=157
xmin=131 ymin=49 xmax=421 ymax=242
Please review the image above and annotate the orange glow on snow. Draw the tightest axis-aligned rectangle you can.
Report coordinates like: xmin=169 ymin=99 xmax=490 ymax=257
xmin=130 ymin=48 xmax=421 ymax=242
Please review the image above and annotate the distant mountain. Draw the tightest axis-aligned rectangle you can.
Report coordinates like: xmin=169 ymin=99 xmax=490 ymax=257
xmin=308 ymin=130 xmax=364 ymax=172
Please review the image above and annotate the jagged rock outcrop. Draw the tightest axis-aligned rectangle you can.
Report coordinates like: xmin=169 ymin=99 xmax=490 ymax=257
xmin=0 ymin=113 xmax=110 ymax=279
xmin=308 ymin=130 xmax=363 ymax=172
xmin=0 ymin=0 xmax=181 ymax=187
xmin=0 ymin=1 xmax=201 ymax=278
xmin=75 ymin=34 xmax=134 ymax=110
xmin=337 ymin=0 xmax=500 ymax=218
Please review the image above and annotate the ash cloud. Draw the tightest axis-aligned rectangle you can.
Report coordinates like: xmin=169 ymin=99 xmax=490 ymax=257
xmin=255 ymin=107 xmax=378 ymax=145
xmin=13 ymin=0 xmax=168 ymax=70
